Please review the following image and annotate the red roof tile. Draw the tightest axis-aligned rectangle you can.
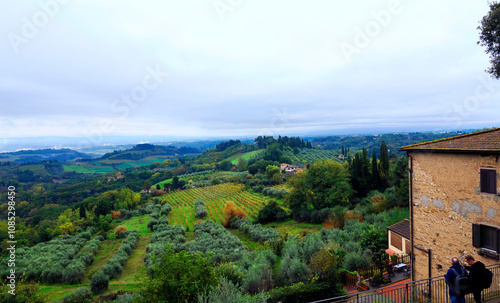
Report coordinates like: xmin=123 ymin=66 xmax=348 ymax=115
xmin=400 ymin=128 xmax=500 ymax=152
xmin=387 ymin=219 xmax=410 ymax=239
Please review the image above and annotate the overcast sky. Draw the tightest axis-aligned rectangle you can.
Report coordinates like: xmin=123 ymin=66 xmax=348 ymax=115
xmin=1 ymin=0 xmax=499 ymax=146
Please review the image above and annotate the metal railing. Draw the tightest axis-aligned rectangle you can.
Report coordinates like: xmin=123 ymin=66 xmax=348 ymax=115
xmin=311 ymin=263 xmax=500 ymax=303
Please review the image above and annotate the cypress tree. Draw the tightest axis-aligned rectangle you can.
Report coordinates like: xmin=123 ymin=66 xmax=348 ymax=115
xmin=371 ymin=150 xmax=381 ymax=190
xmin=379 ymin=141 xmax=390 ymax=188
xmin=79 ymin=206 xmax=87 ymax=219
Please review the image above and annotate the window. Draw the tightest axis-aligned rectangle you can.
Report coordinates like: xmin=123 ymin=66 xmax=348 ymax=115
xmin=480 ymin=169 xmax=497 ymax=194
xmin=473 ymin=224 xmax=500 ymax=252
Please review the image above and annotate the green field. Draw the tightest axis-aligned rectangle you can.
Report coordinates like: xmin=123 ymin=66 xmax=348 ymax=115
xmin=229 ymin=150 xmax=264 ymax=164
xmin=63 ymin=164 xmax=115 ymax=174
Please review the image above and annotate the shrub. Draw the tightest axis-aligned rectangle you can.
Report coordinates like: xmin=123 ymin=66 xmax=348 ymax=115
xmin=115 ymin=293 xmax=139 ymax=303
xmin=214 ymin=262 xmax=245 ymax=287
xmin=195 ymin=199 xmax=208 ymax=219
xmin=115 ymin=225 xmax=128 ymax=237
xmin=62 ymin=262 xmax=85 ymax=284
xmin=197 ymin=277 xmax=269 ymax=303
xmin=257 ymin=200 xmax=288 ymax=224
xmin=43 ymin=266 xmax=63 ymax=283
xmin=267 ymin=282 xmax=337 ymax=303
xmin=62 ymin=287 xmax=95 ymax=303
xmin=138 ymin=245 xmax=218 ymax=303
xmin=223 ymin=201 xmax=247 ymax=227
xmin=90 ymin=271 xmax=109 ymax=293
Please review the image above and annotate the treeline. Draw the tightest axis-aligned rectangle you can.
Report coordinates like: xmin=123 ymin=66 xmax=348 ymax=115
xmin=254 ymin=135 xmax=312 ymax=149
xmin=312 ymin=131 xmax=468 ymax=155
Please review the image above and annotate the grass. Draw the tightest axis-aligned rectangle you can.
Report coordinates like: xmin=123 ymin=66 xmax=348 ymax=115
xmin=264 ymin=219 xmax=323 ymax=236
xmin=110 ymin=215 xmax=152 ymax=236
xmin=228 ymin=228 xmax=261 ymax=251
xmin=229 ymin=150 xmax=264 ymax=164
xmin=63 ymin=164 xmax=115 ymax=174
xmin=117 ymin=235 xmax=151 ymax=283
xmin=83 ymin=239 xmax=124 ymax=283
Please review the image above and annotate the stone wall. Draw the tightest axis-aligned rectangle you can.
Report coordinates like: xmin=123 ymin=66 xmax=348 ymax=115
xmin=409 ymin=151 xmax=500 ymax=280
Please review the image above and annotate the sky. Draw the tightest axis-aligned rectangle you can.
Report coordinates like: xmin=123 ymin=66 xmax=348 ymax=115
xmin=1 ymin=0 xmax=499 ymax=149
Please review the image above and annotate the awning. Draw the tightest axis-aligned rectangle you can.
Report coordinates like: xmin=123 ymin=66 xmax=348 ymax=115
xmin=385 ymin=248 xmax=397 ymax=255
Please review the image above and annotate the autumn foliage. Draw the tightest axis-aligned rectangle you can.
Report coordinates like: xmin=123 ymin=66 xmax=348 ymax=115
xmin=112 ymin=211 xmax=122 ymax=219
xmin=114 ymin=225 xmax=128 ymax=236
xmin=324 ymin=217 xmax=335 ymax=230
xmin=223 ymin=201 xmax=247 ymax=227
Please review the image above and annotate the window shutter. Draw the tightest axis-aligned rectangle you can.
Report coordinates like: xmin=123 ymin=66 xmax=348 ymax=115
xmin=481 ymin=170 xmax=488 ymax=193
xmin=497 ymin=229 xmax=500 ymax=253
xmin=472 ymin=224 xmax=481 ymax=247
xmin=489 ymin=170 xmax=497 ymax=194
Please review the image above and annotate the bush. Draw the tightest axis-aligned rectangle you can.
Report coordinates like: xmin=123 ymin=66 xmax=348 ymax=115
xmin=62 ymin=287 xmax=95 ymax=303
xmin=115 ymin=293 xmax=139 ymax=303
xmin=62 ymin=262 xmax=85 ymax=284
xmin=43 ymin=266 xmax=63 ymax=283
xmin=195 ymin=199 xmax=208 ymax=219
xmin=90 ymin=271 xmax=109 ymax=293
xmin=138 ymin=245 xmax=218 ymax=303
xmin=231 ymin=217 xmax=279 ymax=243
xmin=197 ymin=277 xmax=269 ymax=303
xmin=214 ymin=262 xmax=245 ymax=287
xmin=223 ymin=201 xmax=247 ymax=227
xmin=267 ymin=282 xmax=338 ymax=303
xmin=115 ymin=225 xmax=128 ymax=237
xmin=257 ymin=200 xmax=288 ymax=224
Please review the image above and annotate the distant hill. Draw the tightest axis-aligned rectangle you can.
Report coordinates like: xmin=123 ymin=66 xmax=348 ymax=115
xmin=99 ymin=144 xmax=203 ymax=161
xmin=0 ymin=148 xmax=94 ymax=163
xmin=311 ymin=131 xmax=468 ymax=155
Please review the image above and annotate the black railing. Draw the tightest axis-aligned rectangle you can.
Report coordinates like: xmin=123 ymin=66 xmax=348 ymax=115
xmin=311 ymin=264 xmax=500 ymax=303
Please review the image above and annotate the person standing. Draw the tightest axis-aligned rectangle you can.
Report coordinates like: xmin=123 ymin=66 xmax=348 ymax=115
xmin=464 ymin=255 xmax=486 ymax=303
xmin=445 ymin=257 xmax=467 ymax=303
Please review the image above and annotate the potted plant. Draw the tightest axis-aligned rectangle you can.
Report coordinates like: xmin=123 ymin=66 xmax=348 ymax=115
xmin=478 ymin=249 xmax=500 ymax=260
xmin=357 ymin=280 xmax=370 ymax=291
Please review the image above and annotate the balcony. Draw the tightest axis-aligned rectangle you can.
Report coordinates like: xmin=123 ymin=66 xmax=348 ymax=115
xmin=311 ymin=263 xmax=500 ymax=303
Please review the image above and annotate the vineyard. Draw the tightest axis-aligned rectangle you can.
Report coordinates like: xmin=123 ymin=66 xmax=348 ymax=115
xmin=161 ymin=183 xmax=274 ymax=229
xmin=284 ymin=148 xmax=342 ymax=163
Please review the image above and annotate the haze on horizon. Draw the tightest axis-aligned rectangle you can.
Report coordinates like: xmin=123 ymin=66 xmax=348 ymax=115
xmin=1 ymin=0 xmax=499 ymax=150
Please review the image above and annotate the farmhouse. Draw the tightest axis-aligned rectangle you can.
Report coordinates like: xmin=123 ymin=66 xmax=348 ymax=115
xmin=280 ymin=163 xmax=299 ymax=173
xmin=401 ymin=128 xmax=500 ymax=280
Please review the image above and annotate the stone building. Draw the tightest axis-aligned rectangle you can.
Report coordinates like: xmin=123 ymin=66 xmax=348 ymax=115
xmin=401 ymin=128 xmax=500 ymax=281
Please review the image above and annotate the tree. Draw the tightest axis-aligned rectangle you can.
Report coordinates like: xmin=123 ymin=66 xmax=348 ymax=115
xmin=371 ymin=150 xmax=381 ymax=190
xmin=172 ymin=176 xmax=180 ymax=190
xmin=236 ymin=157 xmax=247 ymax=171
xmin=478 ymin=1 xmax=500 ymax=78
xmin=379 ymin=141 xmax=389 ymax=187
xmin=143 ymin=180 xmax=152 ymax=191
xmin=79 ymin=206 xmax=86 ymax=219
xmin=265 ymin=165 xmax=281 ymax=179
xmin=139 ymin=245 xmax=218 ymax=303
xmin=285 ymin=160 xmax=353 ymax=211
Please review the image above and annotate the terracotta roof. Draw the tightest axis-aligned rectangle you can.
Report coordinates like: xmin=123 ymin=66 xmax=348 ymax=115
xmin=387 ymin=219 xmax=410 ymax=239
xmin=400 ymin=128 xmax=500 ymax=152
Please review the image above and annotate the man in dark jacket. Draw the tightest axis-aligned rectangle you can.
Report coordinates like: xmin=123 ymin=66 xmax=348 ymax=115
xmin=445 ymin=257 xmax=467 ymax=303
xmin=465 ymin=255 xmax=486 ymax=303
